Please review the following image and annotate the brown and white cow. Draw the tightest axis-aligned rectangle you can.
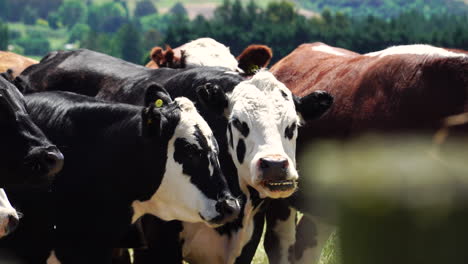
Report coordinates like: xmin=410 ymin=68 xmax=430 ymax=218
xmin=146 ymin=37 xmax=273 ymax=75
xmin=0 ymin=52 xmax=38 ymax=79
xmin=266 ymin=42 xmax=468 ymax=264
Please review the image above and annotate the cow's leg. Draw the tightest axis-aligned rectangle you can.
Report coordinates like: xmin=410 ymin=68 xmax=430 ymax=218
xmin=264 ymin=199 xmax=297 ymax=264
xmin=133 ymin=215 xmax=183 ymax=264
xmin=293 ymin=215 xmax=334 ymax=264
xmin=55 ymin=247 xmax=114 ymax=264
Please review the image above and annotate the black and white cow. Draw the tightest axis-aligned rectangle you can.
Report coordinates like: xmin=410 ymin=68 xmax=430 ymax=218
xmin=0 ymin=75 xmax=63 ymax=239
xmin=17 ymin=49 xmax=333 ymax=264
xmin=0 ymin=90 xmax=240 ymax=263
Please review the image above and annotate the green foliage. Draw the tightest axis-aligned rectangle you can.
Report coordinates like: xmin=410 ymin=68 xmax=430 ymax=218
xmin=16 ymin=35 xmax=50 ymax=56
xmin=69 ymin=23 xmax=91 ymax=43
xmin=116 ymin=22 xmax=143 ymax=63
xmin=22 ymin=6 xmax=38 ymax=25
xmin=134 ymin=0 xmax=158 ymax=17
xmin=0 ymin=0 xmax=8 ymax=21
xmin=58 ymin=0 xmax=88 ymax=28
xmin=37 ymin=19 xmax=49 ymax=27
xmin=5 ymin=0 xmax=63 ymax=22
xmin=139 ymin=13 xmax=172 ymax=34
xmin=0 ymin=20 xmax=7 ymax=50
xmin=88 ymin=2 xmax=128 ymax=33
xmin=297 ymin=0 xmax=468 ymax=18
xmin=170 ymin=2 xmax=188 ymax=17
xmin=47 ymin=11 xmax=61 ymax=29
xmin=142 ymin=29 xmax=163 ymax=52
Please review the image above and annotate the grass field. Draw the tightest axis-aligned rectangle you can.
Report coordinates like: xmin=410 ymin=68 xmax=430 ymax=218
xmin=250 ymin=227 xmax=340 ymax=264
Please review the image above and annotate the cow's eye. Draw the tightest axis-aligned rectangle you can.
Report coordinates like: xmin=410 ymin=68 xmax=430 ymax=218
xmin=232 ymin=118 xmax=241 ymax=128
xmin=285 ymin=123 xmax=297 ymax=140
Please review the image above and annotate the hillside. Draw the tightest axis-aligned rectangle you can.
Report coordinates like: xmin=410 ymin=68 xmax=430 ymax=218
xmin=295 ymin=0 xmax=468 ymax=18
xmin=93 ymin=0 xmax=468 ymax=18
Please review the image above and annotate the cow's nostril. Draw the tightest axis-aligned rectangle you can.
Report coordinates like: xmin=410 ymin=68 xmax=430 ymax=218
xmin=259 ymin=158 xmax=269 ymax=169
xmin=216 ymin=197 xmax=241 ymax=223
xmin=259 ymin=157 xmax=289 ymax=170
xmin=44 ymin=151 xmax=64 ymax=175
xmin=6 ymin=215 xmax=18 ymax=234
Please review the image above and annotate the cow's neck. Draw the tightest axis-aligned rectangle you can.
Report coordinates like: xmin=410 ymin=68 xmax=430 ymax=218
xmin=181 ymin=184 xmax=263 ymax=264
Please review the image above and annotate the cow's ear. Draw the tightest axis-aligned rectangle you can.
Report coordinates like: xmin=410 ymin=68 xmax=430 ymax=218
xmin=141 ymin=105 xmax=167 ymax=138
xmin=150 ymin=47 xmax=164 ymax=66
xmin=294 ymin=90 xmax=333 ymax=121
xmin=0 ymin=69 xmax=14 ymax=83
xmin=144 ymin=83 xmax=172 ymax=108
xmin=196 ymin=83 xmax=228 ymax=115
xmin=164 ymin=45 xmax=174 ymax=64
xmin=237 ymin=45 xmax=273 ymax=75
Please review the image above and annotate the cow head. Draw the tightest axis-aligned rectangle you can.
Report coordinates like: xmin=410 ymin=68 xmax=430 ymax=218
xmin=137 ymin=88 xmax=240 ymax=227
xmin=150 ymin=45 xmax=185 ymax=69
xmin=0 ymin=76 xmax=63 ymax=187
xmin=197 ymin=71 xmax=333 ymax=199
xmin=0 ymin=189 xmax=18 ymax=239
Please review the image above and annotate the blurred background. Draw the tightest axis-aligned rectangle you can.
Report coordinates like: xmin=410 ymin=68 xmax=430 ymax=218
xmin=0 ymin=0 xmax=467 ymax=65
xmin=1 ymin=1 xmax=468 ymax=264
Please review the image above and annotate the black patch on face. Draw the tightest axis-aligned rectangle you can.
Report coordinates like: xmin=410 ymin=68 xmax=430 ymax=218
xmin=173 ymin=125 xmax=227 ymax=200
xmin=281 ymin=90 xmax=288 ymax=100
xmin=236 ymin=139 xmax=246 ymax=164
xmin=232 ymin=118 xmax=249 ymax=138
xmin=284 ymin=123 xmax=296 ymax=140
xmin=227 ymin=123 xmax=234 ymax=149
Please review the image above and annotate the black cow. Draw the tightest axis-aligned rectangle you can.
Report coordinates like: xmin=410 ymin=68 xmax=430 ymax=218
xmin=0 ymin=75 xmax=63 ymax=239
xmin=17 ymin=49 xmax=333 ymax=264
xmin=0 ymin=90 xmax=240 ymax=263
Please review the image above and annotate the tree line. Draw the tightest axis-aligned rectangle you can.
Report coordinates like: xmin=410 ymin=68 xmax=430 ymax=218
xmin=0 ymin=0 xmax=467 ymax=65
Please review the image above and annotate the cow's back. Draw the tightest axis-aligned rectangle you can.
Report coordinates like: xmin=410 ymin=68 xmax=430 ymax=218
xmin=0 ymin=51 xmax=38 ymax=78
xmin=271 ymin=43 xmax=468 ymax=143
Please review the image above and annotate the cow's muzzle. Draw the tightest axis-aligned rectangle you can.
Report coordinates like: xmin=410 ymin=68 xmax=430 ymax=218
xmin=209 ymin=196 xmax=241 ymax=226
xmin=25 ymin=145 xmax=64 ymax=181
xmin=258 ymin=156 xmax=297 ymax=192
xmin=0 ymin=215 xmax=19 ymax=239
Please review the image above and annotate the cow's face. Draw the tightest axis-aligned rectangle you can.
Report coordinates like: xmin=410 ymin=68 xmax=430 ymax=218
xmin=0 ymin=77 xmax=63 ymax=187
xmin=0 ymin=189 xmax=18 ymax=238
xmin=140 ymin=97 xmax=240 ymax=227
xmin=225 ymin=71 xmax=302 ymax=198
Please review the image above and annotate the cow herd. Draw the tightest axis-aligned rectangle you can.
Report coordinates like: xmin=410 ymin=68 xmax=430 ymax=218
xmin=0 ymin=37 xmax=467 ymax=264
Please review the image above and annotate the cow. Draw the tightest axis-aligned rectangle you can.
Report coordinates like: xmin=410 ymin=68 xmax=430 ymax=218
xmin=146 ymin=37 xmax=273 ymax=75
xmin=15 ymin=48 xmax=333 ymax=264
xmin=0 ymin=89 xmax=241 ymax=263
xmin=265 ymin=42 xmax=468 ymax=264
xmin=0 ymin=74 xmax=63 ymax=239
xmin=0 ymin=51 xmax=38 ymax=79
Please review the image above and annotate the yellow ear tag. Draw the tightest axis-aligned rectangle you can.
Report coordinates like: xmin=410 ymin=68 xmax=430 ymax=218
xmin=155 ymin=99 xmax=164 ymax=108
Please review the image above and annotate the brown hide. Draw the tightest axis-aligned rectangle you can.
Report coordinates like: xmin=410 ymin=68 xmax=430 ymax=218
xmin=0 ymin=51 xmax=38 ymax=77
xmin=271 ymin=42 xmax=468 ymax=149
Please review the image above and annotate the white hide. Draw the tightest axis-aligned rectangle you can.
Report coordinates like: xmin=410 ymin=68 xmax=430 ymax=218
xmin=0 ymin=189 xmax=18 ymax=238
xmin=132 ymin=97 xmax=220 ymax=225
xmin=311 ymin=44 xmax=347 ymax=56
xmin=181 ymin=197 xmax=261 ymax=264
xmin=365 ymin=44 xmax=468 ymax=58
xmin=227 ymin=71 xmax=300 ymax=198
xmin=181 ymin=38 xmax=240 ymax=71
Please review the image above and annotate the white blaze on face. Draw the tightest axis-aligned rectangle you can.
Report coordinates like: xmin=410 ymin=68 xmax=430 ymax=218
xmin=181 ymin=38 xmax=240 ymax=71
xmin=0 ymin=189 xmax=18 ymax=238
xmin=311 ymin=44 xmax=347 ymax=56
xmin=365 ymin=44 xmax=468 ymax=58
xmin=132 ymin=98 xmax=220 ymax=225
xmin=227 ymin=71 xmax=300 ymax=198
